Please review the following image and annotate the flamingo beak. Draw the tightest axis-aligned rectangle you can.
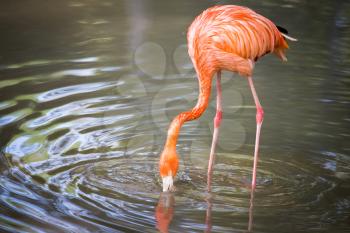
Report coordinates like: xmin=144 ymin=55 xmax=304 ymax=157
xmin=281 ymin=33 xmax=298 ymax=42
xmin=162 ymin=176 xmax=175 ymax=192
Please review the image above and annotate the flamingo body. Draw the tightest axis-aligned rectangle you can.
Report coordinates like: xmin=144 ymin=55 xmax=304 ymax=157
xmin=159 ymin=5 xmax=294 ymax=192
xmin=188 ymin=5 xmax=289 ymax=76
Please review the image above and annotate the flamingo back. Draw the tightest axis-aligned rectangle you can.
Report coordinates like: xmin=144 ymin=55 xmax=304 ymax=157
xmin=187 ymin=5 xmax=289 ymax=76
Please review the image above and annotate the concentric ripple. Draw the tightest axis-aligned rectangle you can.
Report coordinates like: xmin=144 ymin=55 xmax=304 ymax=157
xmin=1 ymin=54 xmax=349 ymax=232
xmin=1 ymin=1 xmax=350 ymax=230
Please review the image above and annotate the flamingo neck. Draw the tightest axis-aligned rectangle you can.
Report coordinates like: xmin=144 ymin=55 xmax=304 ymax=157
xmin=159 ymin=67 xmax=214 ymax=182
xmin=164 ymin=113 xmax=187 ymax=150
xmin=164 ymin=69 xmax=213 ymax=151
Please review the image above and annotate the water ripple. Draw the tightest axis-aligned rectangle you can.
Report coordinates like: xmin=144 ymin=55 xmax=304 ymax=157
xmin=36 ymin=82 xmax=116 ymax=103
xmin=1 ymin=2 xmax=349 ymax=231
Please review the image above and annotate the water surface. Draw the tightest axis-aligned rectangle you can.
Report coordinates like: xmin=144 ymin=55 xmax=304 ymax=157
xmin=1 ymin=0 xmax=350 ymax=232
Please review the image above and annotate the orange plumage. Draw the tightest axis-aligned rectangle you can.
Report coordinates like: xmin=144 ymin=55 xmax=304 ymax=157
xmin=159 ymin=5 xmax=294 ymax=192
xmin=188 ymin=5 xmax=289 ymax=77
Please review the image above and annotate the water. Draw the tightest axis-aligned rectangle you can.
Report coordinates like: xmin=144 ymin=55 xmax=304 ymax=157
xmin=1 ymin=0 xmax=349 ymax=232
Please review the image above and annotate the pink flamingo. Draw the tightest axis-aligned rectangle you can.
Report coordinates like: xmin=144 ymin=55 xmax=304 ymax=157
xmin=159 ymin=5 xmax=296 ymax=192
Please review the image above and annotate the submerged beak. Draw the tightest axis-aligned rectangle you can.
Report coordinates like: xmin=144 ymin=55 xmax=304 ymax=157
xmin=162 ymin=176 xmax=175 ymax=192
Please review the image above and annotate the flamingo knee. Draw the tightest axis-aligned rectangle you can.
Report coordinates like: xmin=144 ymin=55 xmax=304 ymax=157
xmin=256 ymin=107 xmax=264 ymax=125
xmin=214 ymin=110 xmax=223 ymax=128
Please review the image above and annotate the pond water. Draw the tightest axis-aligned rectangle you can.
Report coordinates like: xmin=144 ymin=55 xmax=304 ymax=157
xmin=0 ymin=0 xmax=349 ymax=232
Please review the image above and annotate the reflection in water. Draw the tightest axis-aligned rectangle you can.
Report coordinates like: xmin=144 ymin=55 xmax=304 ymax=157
xmin=155 ymin=192 xmax=175 ymax=233
xmin=155 ymin=189 xmax=256 ymax=233
xmin=125 ymin=0 xmax=149 ymax=52
xmin=0 ymin=0 xmax=350 ymax=232
xmin=205 ymin=194 xmax=213 ymax=233
xmin=248 ymin=189 xmax=255 ymax=232
xmin=206 ymin=189 xmax=255 ymax=232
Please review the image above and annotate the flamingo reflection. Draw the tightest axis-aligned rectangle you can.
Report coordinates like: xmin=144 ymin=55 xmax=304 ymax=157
xmin=155 ymin=185 xmax=255 ymax=232
xmin=205 ymin=194 xmax=213 ymax=233
xmin=248 ymin=188 xmax=255 ymax=232
xmin=155 ymin=192 xmax=175 ymax=233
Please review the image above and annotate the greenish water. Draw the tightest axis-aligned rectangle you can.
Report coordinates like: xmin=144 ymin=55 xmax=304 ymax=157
xmin=0 ymin=0 xmax=349 ymax=232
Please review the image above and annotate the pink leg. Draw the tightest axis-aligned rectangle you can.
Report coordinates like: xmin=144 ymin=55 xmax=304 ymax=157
xmin=247 ymin=76 xmax=264 ymax=190
xmin=207 ymin=71 xmax=222 ymax=192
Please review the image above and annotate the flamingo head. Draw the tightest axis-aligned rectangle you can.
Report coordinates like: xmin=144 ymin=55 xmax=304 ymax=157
xmin=159 ymin=148 xmax=179 ymax=192
xmin=275 ymin=28 xmax=297 ymax=62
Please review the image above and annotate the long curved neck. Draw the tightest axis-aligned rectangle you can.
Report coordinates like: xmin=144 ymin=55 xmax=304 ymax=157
xmin=164 ymin=69 xmax=213 ymax=151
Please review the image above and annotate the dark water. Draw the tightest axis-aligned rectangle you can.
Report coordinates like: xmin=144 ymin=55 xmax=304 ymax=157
xmin=1 ymin=0 xmax=350 ymax=232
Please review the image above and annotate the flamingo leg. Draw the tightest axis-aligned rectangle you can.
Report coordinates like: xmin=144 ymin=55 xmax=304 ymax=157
xmin=207 ymin=71 xmax=222 ymax=192
xmin=247 ymin=76 xmax=264 ymax=190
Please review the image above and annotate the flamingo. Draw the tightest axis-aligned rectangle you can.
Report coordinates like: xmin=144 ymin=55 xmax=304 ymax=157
xmin=159 ymin=5 xmax=296 ymax=192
